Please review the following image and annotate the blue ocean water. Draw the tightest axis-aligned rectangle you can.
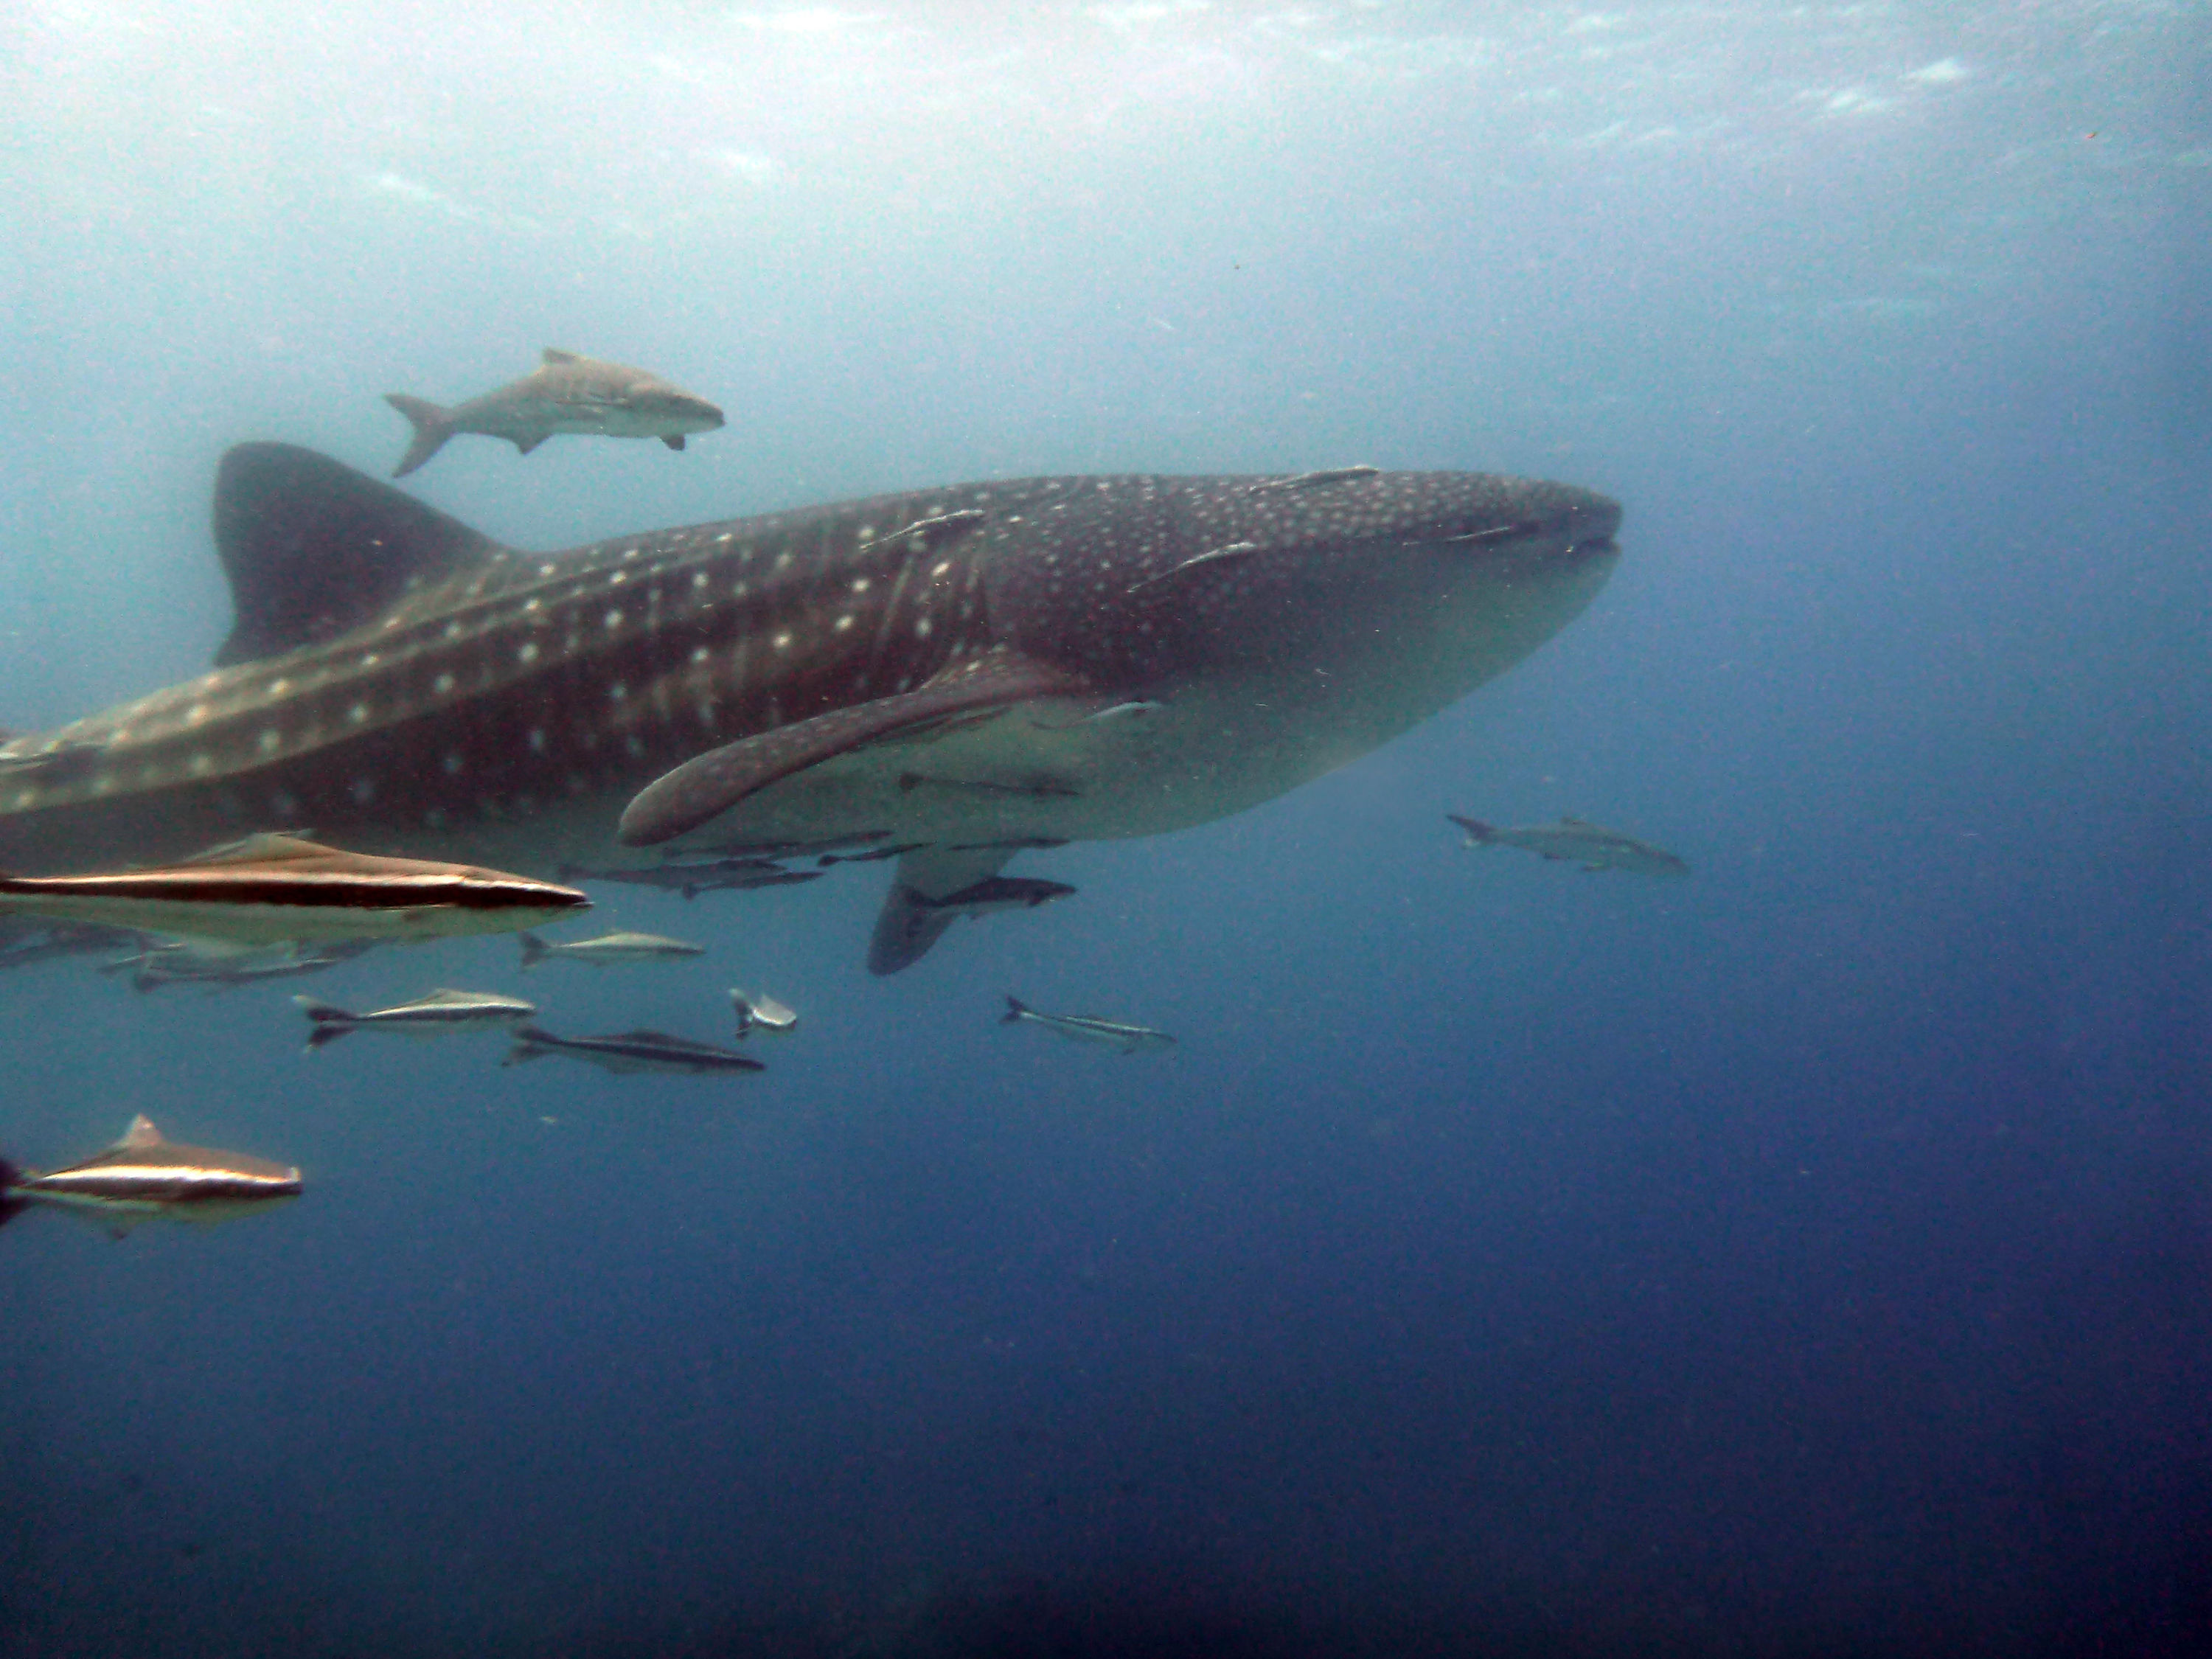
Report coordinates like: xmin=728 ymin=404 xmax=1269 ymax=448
xmin=1 ymin=4 xmax=2206 ymax=1655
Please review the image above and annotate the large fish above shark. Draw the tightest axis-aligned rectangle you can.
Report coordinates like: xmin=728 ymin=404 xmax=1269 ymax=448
xmin=0 ymin=445 xmax=1621 ymax=971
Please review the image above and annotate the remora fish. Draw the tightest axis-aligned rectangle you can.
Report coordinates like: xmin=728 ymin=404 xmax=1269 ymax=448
xmin=114 ymin=938 xmax=375 ymax=992
xmin=1001 ymin=994 xmax=1176 ymax=1054
xmin=0 ymin=1115 xmax=302 ymax=1239
xmin=730 ymin=987 xmax=799 ymax=1037
xmin=556 ymin=858 xmax=824 ymax=897
xmin=0 ymin=919 xmax=145 ymax=970
xmin=908 ymin=877 xmax=1074 ymax=917
xmin=0 ymin=834 xmax=588 ymax=947
xmin=295 ymin=987 xmax=537 ymax=1050
xmin=868 ymin=877 xmax=1074 ymax=968
xmin=1447 ymin=813 xmax=1691 ymax=877
xmin=501 ymin=1026 xmax=764 ymax=1075
xmin=384 ymin=349 xmax=725 ymax=476
xmin=0 ymin=445 xmax=1620 ymax=973
xmin=517 ymin=929 xmax=703 ymax=970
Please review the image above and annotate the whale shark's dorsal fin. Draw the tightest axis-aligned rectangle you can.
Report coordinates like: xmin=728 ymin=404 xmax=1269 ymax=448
xmin=212 ymin=443 xmax=505 ymax=667
xmin=118 ymin=1114 xmax=164 ymax=1150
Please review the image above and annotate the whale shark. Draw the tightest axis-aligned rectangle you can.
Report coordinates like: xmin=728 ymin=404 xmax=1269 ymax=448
xmin=0 ymin=445 xmax=1621 ymax=971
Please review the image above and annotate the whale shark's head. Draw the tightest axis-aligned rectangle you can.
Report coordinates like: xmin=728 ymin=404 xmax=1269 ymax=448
xmin=981 ymin=467 xmax=1621 ymax=701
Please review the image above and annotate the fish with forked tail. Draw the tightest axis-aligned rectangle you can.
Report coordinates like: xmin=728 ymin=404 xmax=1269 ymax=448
xmin=1447 ymin=813 xmax=1691 ymax=877
xmin=295 ymin=987 xmax=536 ymax=1050
xmin=730 ymin=987 xmax=799 ymax=1037
xmin=384 ymin=349 xmax=724 ymax=476
xmin=1001 ymin=995 xmax=1176 ymax=1054
xmin=502 ymin=1026 xmax=764 ymax=1075
xmin=518 ymin=930 xmax=703 ymax=970
xmin=0 ymin=834 xmax=588 ymax=948
xmin=115 ymin=938 xmax=375 ymax=992
xmin=1 ymin=1115 xmax=302 ymax=1239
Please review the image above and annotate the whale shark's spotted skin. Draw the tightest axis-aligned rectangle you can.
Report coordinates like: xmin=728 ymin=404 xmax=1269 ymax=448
xmin=0 ymin=446 xmax=1621 ymax=970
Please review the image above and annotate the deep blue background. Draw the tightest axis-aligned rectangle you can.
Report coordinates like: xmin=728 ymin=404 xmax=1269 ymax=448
xmin=2 ymin=4 xmax=2206 ymax=1655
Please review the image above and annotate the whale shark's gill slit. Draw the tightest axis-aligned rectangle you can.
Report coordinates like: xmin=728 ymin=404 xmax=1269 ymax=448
xmin=1243 ymin=465 xmax=1380 ymax=496
xmin=857 ymin=509 xmax=987 ymax=557
xmin=1127 ymin=541 xmax=1259 ymax=597
xmin=1444 ymin=521 xmax=1543 ymax=546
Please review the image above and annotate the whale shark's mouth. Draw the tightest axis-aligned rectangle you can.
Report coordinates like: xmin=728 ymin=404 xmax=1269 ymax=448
xmin=1550 ymin=495 xmax=1623 ymax=562
xmin=1434 ymin=493 xmax=1621 ymax=565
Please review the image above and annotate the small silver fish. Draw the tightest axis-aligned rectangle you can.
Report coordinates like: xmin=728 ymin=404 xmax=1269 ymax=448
xmin=384 ymin=349 xmax=725 ymax=476
xmin=501 ymin=1026 xmax=764 ymax=1075
xmin=730 ymin=987 xmax=799 ymax=1037
xmin=295 ymin=987 xmax=537 ymax=1051
xmin=1001 ymin=995 xmax=1177 ymax=1055
xmin=1 ymin=1115 xmax=302 ymax=1239
xmin=518 ymin=930 xmax=705 ymax=970
xmin=1447 ymin=813 xmax=1691 ymax=877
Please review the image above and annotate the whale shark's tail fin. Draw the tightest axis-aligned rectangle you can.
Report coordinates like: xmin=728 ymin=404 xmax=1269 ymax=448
xmin=384 ymin=394 xmax=455 ymax=478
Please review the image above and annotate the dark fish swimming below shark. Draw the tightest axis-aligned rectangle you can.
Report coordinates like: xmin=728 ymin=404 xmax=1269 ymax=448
xmin=1001 ymin=994 xmax=1176 ymax=1054
xmin=503 ymin=1026 xmax=764 ymax=1076
xmin=0 ymin=445 xmax=1621 ymax=972
xmin=1447 ymin=813 xmax=1691 ymax=877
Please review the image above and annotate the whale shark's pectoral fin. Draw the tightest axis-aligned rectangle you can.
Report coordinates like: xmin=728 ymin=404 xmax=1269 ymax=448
xmin=662 ymin=434 xmax=686 ymax=451
xmin=618 ymin=650 xmax=1093 ymax=846
xmin=867 ymin=846 xmax=1014 ymax=975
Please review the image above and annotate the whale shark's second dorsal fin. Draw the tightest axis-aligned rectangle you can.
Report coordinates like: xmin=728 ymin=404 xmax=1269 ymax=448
xmin=212 ymin=443 xmax=506 ymax=666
